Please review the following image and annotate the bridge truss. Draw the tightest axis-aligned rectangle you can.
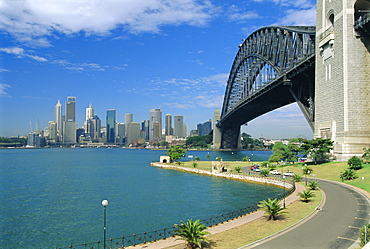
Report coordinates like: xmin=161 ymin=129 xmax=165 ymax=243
xmin=219 ymin=26 xmax=316 ymax=149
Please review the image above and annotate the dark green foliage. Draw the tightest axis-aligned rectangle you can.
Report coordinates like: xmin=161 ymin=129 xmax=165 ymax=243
xmin=268 ymin=140 xmax=299 ymax=163
xmin=234 ymin=166 xmax=242 ymax=173
xmin=186 ymin=135 xmax=212 ymax=148
xmin=192 ymin=162 xmax=198 ymax=168
xmin=298 ymin=190 xmax=315 ymax=202
xmin=340 ymin=168 xmax=358 ymax=180
xmin=359 ymin=224 xmax=370 ymax=247
xmin=173 ymin=219 xmax=210 ymax=248
xmin=363 ymin=148 xmax=370 ymax=164
xmin=166 ymin=146 xmax=186 ymax=163
xmin=0 ymin=137 xmax=27 ymax=147
xmin=302 ymin=165 xmax=313 ymax=175
xmin=260 ymin=168 xmax=270 ymax=177
xmin=348 ymin=156 xmax=363 ymax=170
xmin=240 ymin=133 xmax=266 ymax=150
xmin=258 ymin=198 xmax=286 ymax=220
xmin=298 ymin=138 xmax=334 ymax=164
xmin=292 ymin=174 xmax=303 ymax=182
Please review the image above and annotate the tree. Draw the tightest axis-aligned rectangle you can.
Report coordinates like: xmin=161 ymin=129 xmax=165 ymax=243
xmin=302 ymin=165 xmax=313 ymax=175
xmin=260 ymin=168 xmax=270 ymax=177
xmin=308 ymin=180 xmax=320 ymax=190
xmin=348 ymin=156 xmax=363 ymax=170
xmin=298 ymin=138 xmax=334 ymax=164
xmin=194 ymin=156 xmax=200 ymax=162
xmin=340 ymin=168 xmax=358 ymax=180
xmin=292 ymin=174 xmax=303 ymax=182
xmin=234 ymin=166 xmax=242 ymax=173
xmin=192 ymin=162 xmax=198 ymax=168
xmin=166 ymin=146 xmax=186 ymax=163
xmin=298 ymin=190 xmax=315 ymax=202
xmin=258 ymin=198 xmax=286 ymax=220
xmin=216 ymin=156 xmax=222 ymax=162
xmin=186 ymin=135 xmax=212 ymax=149
xmin=173 ymin=219 xmax=210 ymax=249
xmin=359 ymin=224 xmax=370 ymax=247
xmin=362 ymin=148 xmax=370 ymax=164
xmin=206 ymin=154 xmax=211 ymax=161
xmin=242 ymin=156 xmax=250 ymax=162
xmin=240 ymin=133 xmax=266 ymax=150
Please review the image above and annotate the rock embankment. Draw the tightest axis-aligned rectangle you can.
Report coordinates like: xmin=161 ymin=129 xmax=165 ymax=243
xmin=150 ymin=162 xmax=293 ymax=190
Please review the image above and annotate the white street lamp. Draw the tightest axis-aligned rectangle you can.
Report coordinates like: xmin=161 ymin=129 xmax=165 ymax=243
xmin=102 ymin=200 xmax=109 ymax=249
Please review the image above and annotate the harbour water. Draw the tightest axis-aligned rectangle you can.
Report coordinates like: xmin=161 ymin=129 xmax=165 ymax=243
xmin=0 ymin=148 xmax=279 ymax=248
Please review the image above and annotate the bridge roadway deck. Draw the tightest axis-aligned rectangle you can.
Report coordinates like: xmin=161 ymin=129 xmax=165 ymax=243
xmin=130 ymin=179 xmax=370 ymax=249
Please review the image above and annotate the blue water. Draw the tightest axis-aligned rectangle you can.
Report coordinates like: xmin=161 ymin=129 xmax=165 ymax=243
xmin=0 ymin=148 xmax=277 ymax=248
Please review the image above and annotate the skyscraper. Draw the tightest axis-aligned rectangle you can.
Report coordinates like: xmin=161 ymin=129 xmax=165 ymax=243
xmin=125 ymin=113 xmax=133 ymax=137
xmin=84 ymin=103 xmax=94 ymax=131
xmin=126 ymin=122 xmax=140 ymax=145
xmin=149 ymin=108 xmax=162 ymax=140
xmin=106 ymin=109 xmax=116 ymax=143
xmin=87 ymin=114 xmax=101 ymax=141
xmin=54 ymin=99 xmax=62 ymax=138
xmin=174 ymin=115 xmax=184 ymax=138
xmin=141 ymin=120 xmax=149 ymax=140
xmin=165 ymin=114 xmax=172 ymax=136
xmin=63 ymin=96 xmax=77 ymax=144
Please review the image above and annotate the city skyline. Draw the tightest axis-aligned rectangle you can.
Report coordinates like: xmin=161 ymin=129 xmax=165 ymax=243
xmin=0 ymin=0 xmax=316 ymax=139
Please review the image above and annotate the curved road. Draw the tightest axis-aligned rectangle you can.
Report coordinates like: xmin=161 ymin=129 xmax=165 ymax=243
xmin=246 ymin=180 xmax=370 ymax=249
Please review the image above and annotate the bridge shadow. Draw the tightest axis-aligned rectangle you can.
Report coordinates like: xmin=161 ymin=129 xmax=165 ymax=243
xmin=359 ymin=37 xmax=370 ymax=53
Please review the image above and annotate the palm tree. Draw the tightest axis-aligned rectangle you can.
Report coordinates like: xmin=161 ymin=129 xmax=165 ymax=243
xmin=193 ymin=162 xmax=198 ymax=168
xmin=340 ymin=168 xmax=358 ymax=180
xmin=260 ymin=168 xmax=270 ymax=177
xmin=298 ymin=190 xmax=315 ymax=202
xmin=216 ymin=156 xmax=222 ymax=162
xmin=292 ymin=174 xmax=303 ymax=182
xmin=308 ymin=180 xmax=320 ymax=190
xmin=173 ymin=219 xmax=210 ymax=248
xmin=258 ymin=198 xmax=286 ymax=220
xmin=234 ymin=166 xmax=242 ymax=173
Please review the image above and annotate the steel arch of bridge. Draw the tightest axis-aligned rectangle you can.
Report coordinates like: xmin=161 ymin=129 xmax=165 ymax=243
xmin=219 ymin=26 xmax=316 ymax=149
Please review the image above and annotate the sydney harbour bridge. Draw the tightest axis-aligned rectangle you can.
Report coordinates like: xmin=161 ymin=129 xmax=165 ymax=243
xmin=214 ymin=0 xmax=370 ymax=160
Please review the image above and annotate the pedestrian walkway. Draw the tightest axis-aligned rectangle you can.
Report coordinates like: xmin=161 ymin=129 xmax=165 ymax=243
xmin=128 ymin=183 xmax=306 ymax=249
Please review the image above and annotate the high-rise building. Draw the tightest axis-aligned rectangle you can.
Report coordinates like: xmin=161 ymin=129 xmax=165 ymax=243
xmin=48 ymin=121 xmax=58 ymax=143
xmin=83 ymin=103 xmax=94 ymax=131
xmin=54 ymin=99 xmax=63 ymax=138
xmin=125 ymin=113 xmax=133 ymax=124
xmin=153 ymin=122 xmax=162 ymax=140
xmin=174 ymin=115 xmax=184 ymax=138
xmin=197 ymin=119 xmax=212 ymax=136
xmin=116 ymin=123 xmax=125 ymax=144
xmin=106 ymin=109 xmax=116 ymax=143
xmin=87 ymin=114 xmax=101 ymax=141
xmin=165 ymin=114 xmax=172 ymax=136
xmin=141 ymin=120 xmax=149 ymax=140
xmin=126 ymin=122 xmax=140 ymax=145
xmin=63 ymin=96 xmax=76 ymax=144
xmin=149 ymin=108 xmax=162 ymax=140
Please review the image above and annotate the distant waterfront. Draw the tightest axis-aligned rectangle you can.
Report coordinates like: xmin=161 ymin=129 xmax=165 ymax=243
xmin=0 ymin=148 xmax=279 ymax=248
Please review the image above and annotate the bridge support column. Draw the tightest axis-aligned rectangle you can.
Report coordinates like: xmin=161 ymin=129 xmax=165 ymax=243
xmin=212 ymin=108 xmax=221 ymax=150
xmin=220 ymin=126 xmax=241 ymax=150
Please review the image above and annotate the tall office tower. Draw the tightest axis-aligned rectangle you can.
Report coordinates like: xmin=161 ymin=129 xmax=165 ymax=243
xmin=212 ymin=108 xmax=221 ymax=149
xmin=116 ymin=123 xmax=125 ymax=144
xmin=63 ymin=96 xmax=77 ymax=144
xmin=126 ymin=122 xmax=140 ymax=145
xmin=149 ymin=108 xmax=162 ymax=140
xmin=141 ymin=120 xmax=150 ymax=140
xmin=48 ymin=121 xmax=58 ymax=143
xmin=106 ymin=109 xmax=116 ymax=144
xmin=165 ymin=114 xmax=172 ymax=136
xmin=87 ymin=114 xmax=101 ymax=141
xmin=153 ymin=122 xmax=162 ymax=140
xmin=174 ymin=115 xmax=184 ymax=138
xmin=183 ymin=123 xmax=187 ymax=138
xmin=197 ymin=119 xmax=212 ymax=136
xmin=83 ymin=103 xmax=94 ymax=130
xmin=54 ymin=99 xmax=63 ymax=138
xmin=125 ymin=113 xmax=133 ymax=124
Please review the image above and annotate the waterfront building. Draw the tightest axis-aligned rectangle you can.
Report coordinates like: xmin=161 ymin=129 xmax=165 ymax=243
xmin=48 ymin=121 xmax=58 ymax=143
xmin=125 ymin=113 xmax=133 ymax=138
xmin=197 ymin=119 xmax=212 ymax=136
xmin=141 ymin=120 xmax=149 ymax=140
xmin=165 ymin=114 xmax=172 ymax=136
xmin=189 ymin=130 xmax=198 ymax=137
xmin=54 ymin=99 xmax=63 ymax=139
xmin=153 ymin=122 xmax=162 ymax=140
xmin=149 ymin=109 xmax=162 ymax=140
xmin=84 ymin=103 xmax=94 ymax=130
xmin=116 ymin=122 xmax=125 ymax=144
xmin=126 ymin=122 xmax=140 ymax=145
xmin=174 ymin=115 xmax=184 ymax=138
xmin=27 ymin=132 xmax=45 ymax=147
xmin=63 ymin=96 xmax=77 ymax=144
xmin=106 ymin=109 xmax=116 ymax=144
xmin=86 ymin=114 xmax=101 ymax=141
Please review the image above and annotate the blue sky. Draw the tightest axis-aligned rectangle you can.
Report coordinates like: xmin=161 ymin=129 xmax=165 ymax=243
xmin=0 ymin=0 xmax=316 ymax=139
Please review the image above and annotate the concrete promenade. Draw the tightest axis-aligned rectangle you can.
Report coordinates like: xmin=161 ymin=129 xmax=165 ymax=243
xmin=129 ymin=164 xmax=305 ymax=249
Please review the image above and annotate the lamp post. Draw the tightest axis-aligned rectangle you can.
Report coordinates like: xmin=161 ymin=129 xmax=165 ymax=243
xmin=102 ymin=200 xmax=109 ymax=249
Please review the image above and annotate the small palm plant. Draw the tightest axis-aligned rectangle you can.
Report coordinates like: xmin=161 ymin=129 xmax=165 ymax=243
xmin=340 ymin=168 xmax=358 ymax=180
xmin=234 ymin=166 xmax=242 ymax=173
xmin=298 ymin=190 xmax=315 ymax=202
xmin=193 ymin=162 xmax=198 ymax=168
xmin=258 ymin=198 xmax=286 ymax=220
xmin=260 ymin=168 xmax=270 ymax=177
xmin=173 ymin=219 xmax=210 ymax=249
xmin=308 ymin=180 xmax=320 ymax=190
xmin=292 ymin=174 xmax=303 ymax=182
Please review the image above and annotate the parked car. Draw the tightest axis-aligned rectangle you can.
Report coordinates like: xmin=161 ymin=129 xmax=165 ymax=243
xmin=254 ymin=168 xmax=261 ymax=172
xmin=270 ymin=170 xmax=281 ymax=175
xmin=283 ymin=171 xmax=295 ymax=177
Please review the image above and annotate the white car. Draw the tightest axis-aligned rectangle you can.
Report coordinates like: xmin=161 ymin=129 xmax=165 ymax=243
xmin=283 ymin=171 xmax=295 ymax=177
xmin=270 ymin=170 xmax=281 ymax=175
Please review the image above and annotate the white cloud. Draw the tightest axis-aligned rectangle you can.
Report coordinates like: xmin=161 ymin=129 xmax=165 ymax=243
xmin=0 ymin=46 xmax=48 ymax=61
xmin=0 ymin=0 xmax=217 ymax=47
xmin=226 ymin=5 xmax=259 ymax=22
xmin=0 ymin=83 xmax=11 ymax=97
xmin=278 ymin=7 xmax=316 ymax=26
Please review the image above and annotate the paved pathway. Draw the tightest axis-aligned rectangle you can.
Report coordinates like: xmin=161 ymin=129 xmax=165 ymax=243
xmin=245 ymin=179 xmax=370 ymax=249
